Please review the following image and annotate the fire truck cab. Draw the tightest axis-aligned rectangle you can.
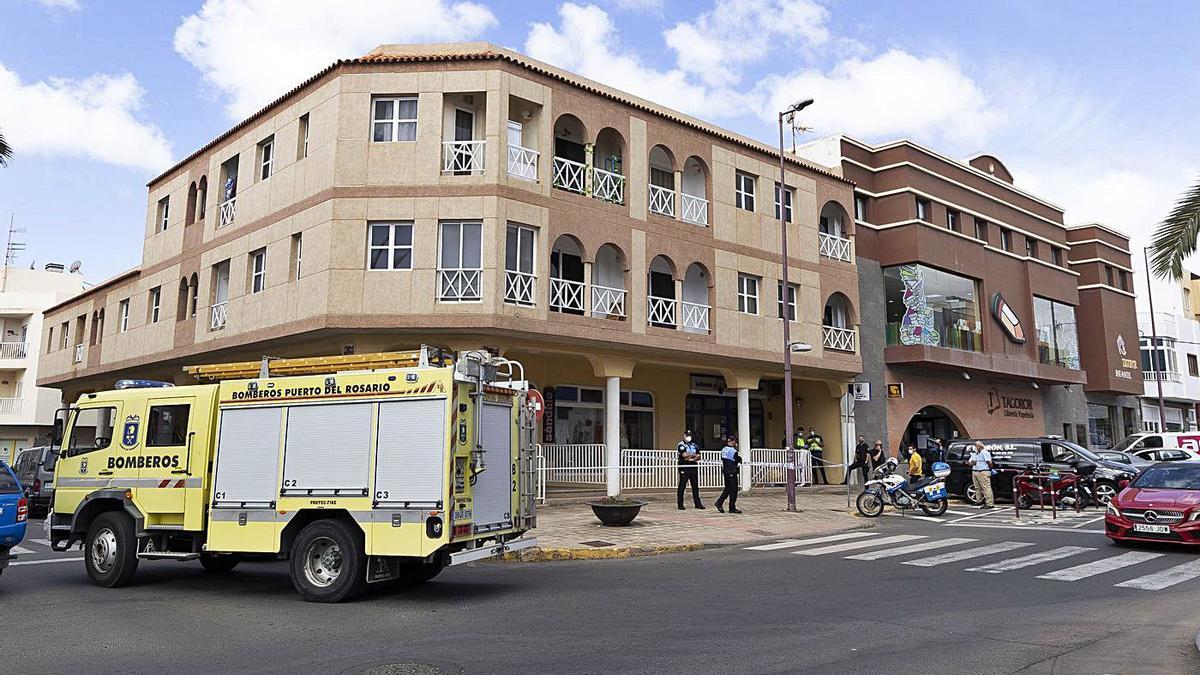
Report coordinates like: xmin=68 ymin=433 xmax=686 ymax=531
xmin=48 ymin=348 xmax=537 ymax=602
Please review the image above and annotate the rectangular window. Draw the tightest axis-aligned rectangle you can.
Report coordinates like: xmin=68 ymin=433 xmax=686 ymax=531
xmin=118 ymin=299 xmax=130 ymax=332
xmin=146 ymin=404 xmax=190 ymax=447
xmin=1189 ymin=354 xmax=1199 ymax=378
xmin=1033 ymin=296 xmax=1080 ymax=369
xmin=148 ymin=286 xmax=161 ymax=323
xmin=1105 ymin=265 xmax=1115 ymax=286
xmin=250 ymin=248 xmax=267 ymax=293
xmin=258 ymin=135 xmax=274 ymax=181
xmin=1141 ymin=337 xmax=1179 ymax=374
xmin=776 ymin=281 xmax=797 ymax=322
xmin=916 ymin=198 xmax=931 ymax=222
xmin=292 ymin=233 xmax=303 ymax=280
xmin=1119 ymin=269 xmax=1130 ymax=291
xmin=884 ymin=264 xmax=982 ymax=352
xmin=46 ymin=326 xmax=53 ymax=353
xmin=60 ymin=321 xmax=69 ymax=349
xmin=504 ymin=224 xmax=536 ymax=306
xmin=974 ymin=218 xmax=988 ymax=242
xmin=737 ymin=274 xmax=760 ymax=315
xmin=1000 ymin=228 xmax=1013 ymax=252
xmin=157 ymin=196 xmax=170 ymax=232
xmin=367 ymin=222 xmax=414 ymax=271
xmin=774 ymin=183 xmax=793 ymax=222
xmin=439 ymin=221 xmax=483 ymax=302
xmin=854 ymin=196 xmax=866 ymax=221
xmin=735 ymin=171 xmax=756 ymax=212
xmin=298 ymin=113 xmax=309 ymax=159
xmin=1052 ymin=247 xmax=1063 ymax=267
xmin=68 ymin=406 xmax=117 ymax=456
xmin=946 ymin=209 xmax=959 ymax=232
xmin=1027 ymin=237 xmax=1038 ymax=259
xmin=371 ymin=96 xmax=418 ymax=142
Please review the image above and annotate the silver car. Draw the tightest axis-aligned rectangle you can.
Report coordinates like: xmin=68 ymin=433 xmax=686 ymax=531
xmin=12 ymin=446 xmax=55 ymax=518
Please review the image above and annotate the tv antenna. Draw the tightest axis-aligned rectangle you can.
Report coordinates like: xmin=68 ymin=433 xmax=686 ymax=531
xmin=2 ymin=215 xmax=27 ymax=292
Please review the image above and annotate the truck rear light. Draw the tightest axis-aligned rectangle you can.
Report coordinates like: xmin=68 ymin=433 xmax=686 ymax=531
xmin=33 ymin=479 xmax=41 ymax=494
xmin=16 ymin=497 xmax=28 ymax=522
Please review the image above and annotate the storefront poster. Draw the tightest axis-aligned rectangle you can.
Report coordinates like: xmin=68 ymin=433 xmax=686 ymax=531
xmin=542 ymin=387 xmax=555 ymax=444
xmin=899 ymin=265 xmax=939 ymax=347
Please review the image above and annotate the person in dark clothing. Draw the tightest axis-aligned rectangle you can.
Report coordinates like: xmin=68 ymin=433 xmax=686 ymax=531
xmin=868 ymin=440 xmax=886 ymax=474
xmin=676 ymin=430 xmax=705 ymax=510
xmin=715 ymin=436 xmax=742 ymax=513
xmin=844 ymin=435 xmax=870 ymax=485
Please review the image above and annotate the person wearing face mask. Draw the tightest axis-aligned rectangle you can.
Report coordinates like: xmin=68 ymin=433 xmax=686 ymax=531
xmin=676 ymin=429 xmax=705 ymax=510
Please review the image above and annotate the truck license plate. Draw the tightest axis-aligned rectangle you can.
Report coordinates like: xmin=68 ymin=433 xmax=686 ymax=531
xmin=1133 ymin=523 xmax=1170 ymax=534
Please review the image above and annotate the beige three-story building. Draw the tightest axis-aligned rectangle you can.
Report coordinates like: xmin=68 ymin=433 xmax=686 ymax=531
xmin=39 ymin=43 xmax=861 ymax=482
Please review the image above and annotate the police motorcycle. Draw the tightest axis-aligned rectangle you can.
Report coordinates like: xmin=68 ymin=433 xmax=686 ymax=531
xmin=855 ymin=458 xmax=951 ymax=517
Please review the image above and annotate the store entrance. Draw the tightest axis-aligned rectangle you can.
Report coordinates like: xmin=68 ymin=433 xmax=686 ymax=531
xmin=685 ymin=395 xmax=765 ymax=451
xmin=901 ymin=405 xmax=964 ymax=452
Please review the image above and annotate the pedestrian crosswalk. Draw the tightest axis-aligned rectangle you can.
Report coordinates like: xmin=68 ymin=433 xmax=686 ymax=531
xmin=5 ymin=536 xmax=79 ymax=566
xmin=745 ymin=532 xmax=1200 ymax=592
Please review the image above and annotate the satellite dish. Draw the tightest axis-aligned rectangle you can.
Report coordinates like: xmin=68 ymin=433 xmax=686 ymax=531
xmin=69 ymin=260 xmax=81 ymax=273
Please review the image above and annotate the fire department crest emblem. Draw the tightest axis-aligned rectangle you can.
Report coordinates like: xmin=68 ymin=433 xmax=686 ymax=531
xmin=121 ymin=415 xmax=141 ymax=449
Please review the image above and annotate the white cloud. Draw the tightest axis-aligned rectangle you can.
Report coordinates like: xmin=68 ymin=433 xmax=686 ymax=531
xmin=35 ymin=0 xmax=80 ymax=9
xmin=0 ymin=64 xmax=171 ymax=172
xmin=665 ymin=0 xmax=829 ymax=87
xmin=609 ymin=0 xmax=662 ymax=10
xmin=174 ymin=0 xmax=498 ymax=119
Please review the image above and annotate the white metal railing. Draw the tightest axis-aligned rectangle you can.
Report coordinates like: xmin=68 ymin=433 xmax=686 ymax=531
xmin=1143 ymin=370 xmax=1181 ymax=383
xmin=818 ymin=232 xmax=853 ymax=262
xmin=0 ymin=342 xmax=27 ymax=359
xmin=549 ymin=277 xmax=585 ymax=313
xmin=507 ymin=145 xmax=539 ymax=181
xmin=0 ymin=398 xmax=22 ymax=416
xmin=209 ymin=301 xmax=228 ymax=331
xmin=438 ymin=269 xmax=482 ymax=302
xmin=504 ymin=270 xmax=536 ymax=306
xmin=442 ymin=140 xmax=486 ymax=174
xmin=552 ymin=156 xmax=586 ymax=194
xmin=620 ymin=449 xmax=726 ymax=489
xmin=647 ymin=296 xmax=677 ymax=328
xmin=749 ymin=448 xmax=813 ymax=487
xmin=681 ymin=193 xmax=708 ymax=225
xmin=73 ymin=344 xmax=83 ymax=364
xmin=592 ymin=167 xmax=625 ymax=204
xmin=823 ymin=325 xmax=857 ymax=353
xmin=591 ymin=284 xmax=626 ymax=318
xmin=681 ymin=301 xmax=710 ymax=333
xmin=648 ymin=184 xmax=675 ymax=217
xmin=219 ymin=198 xmax=236 ymax=229
xmin=537 ymin=444 xmax=607 ymax=484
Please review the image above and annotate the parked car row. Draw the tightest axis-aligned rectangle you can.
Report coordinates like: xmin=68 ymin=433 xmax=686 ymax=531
xmin=11 ymin=446 xmax=54 ymax=518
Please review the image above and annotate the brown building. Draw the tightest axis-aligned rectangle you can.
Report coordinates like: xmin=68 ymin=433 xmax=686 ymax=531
xmin=799 ymin=136 xmax=1143 ymax=453
xmin=38 ymin=43 xmax=863 ymax=485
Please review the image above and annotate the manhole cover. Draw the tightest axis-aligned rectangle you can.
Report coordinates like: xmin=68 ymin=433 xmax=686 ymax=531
xmin=341 ymin=663 xmax=463 ymax=675
xmin=580 ymin=540 xmax=616 ymax=547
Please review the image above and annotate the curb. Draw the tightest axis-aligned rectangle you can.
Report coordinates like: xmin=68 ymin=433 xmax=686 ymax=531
xmin=501 ymin=543 xmax=706 ymax=562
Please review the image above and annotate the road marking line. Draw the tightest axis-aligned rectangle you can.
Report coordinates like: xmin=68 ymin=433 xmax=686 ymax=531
xmin=845 ymin=537 xmax=977 ymax=561
xmin=794 ymin=534 xmax=926 ymax=556
xmin=1114 ymin=558 xmax=1200 ymax=591
xmin=1070 ymin=516 xmax=1106 ymax=529
xmin=966 ymin=546 xmax=1096 ymax=574
xmin=745 ymin=532 xmax=877 ymax=551
xmin=30 ymin=538 xmax=52 ymax=547
xmin=945 ymin=510 xmax=973 ymax=516
xmin=903 ymin=541 xmax=1035 ymax=568
xmin=10 ymin=546 xmax=34 ymax=555
xmin=946 ymin=507 xmax=1016 ymax=524
xmin=945 ymin=523 xmax=1106 ymax=534
xmin=1036 ymin=551 xmax=1163 ymax=582
xmin=10 ymin=557 xmax=84 ymax=567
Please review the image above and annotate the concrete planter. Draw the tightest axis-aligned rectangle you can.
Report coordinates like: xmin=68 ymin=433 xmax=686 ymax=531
xmin=587 ymin=499 xmax=647 ymax=526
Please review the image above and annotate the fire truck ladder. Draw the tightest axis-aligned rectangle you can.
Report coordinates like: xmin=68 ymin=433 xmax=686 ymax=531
xmin=181 ymin=346 xmax=451 ymax=382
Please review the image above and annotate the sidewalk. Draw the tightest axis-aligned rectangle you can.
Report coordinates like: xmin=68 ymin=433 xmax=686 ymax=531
xmin=510 ymin=487 xmax=865 ymax=560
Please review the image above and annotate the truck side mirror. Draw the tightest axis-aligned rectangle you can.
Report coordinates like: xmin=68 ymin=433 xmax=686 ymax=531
xmin=51 ymin=418 xmax=64 ymax=447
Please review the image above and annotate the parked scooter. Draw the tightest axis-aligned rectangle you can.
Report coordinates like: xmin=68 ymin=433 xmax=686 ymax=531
xmin=1014 ymin=462 xmax=1096 ymax=510
xmin=856 ymin=458 xmax=951 ymax=518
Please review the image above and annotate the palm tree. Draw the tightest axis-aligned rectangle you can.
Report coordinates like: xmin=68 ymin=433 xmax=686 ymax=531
xmin=1149 ymin=178 xmax=1200 ymax=280
xmin=0 ymin=128 xmax=10 ymax=167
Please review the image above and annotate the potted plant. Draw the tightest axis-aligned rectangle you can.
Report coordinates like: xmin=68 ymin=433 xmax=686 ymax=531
xmin=586 ymin=495 xmax=647 ymax=526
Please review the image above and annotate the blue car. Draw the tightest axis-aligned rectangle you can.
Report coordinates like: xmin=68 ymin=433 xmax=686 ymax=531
xmin=0 ymin=460 xmax=28 ymax=576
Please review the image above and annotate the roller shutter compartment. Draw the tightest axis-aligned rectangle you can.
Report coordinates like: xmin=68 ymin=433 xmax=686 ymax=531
xmin=281 ymin=402 xmax=373 ymax=497
xmin=373 ymin=398 xmax=447 ymax=507
xmin=473 ymin=402 xmax=515 ymax=532
xmin=211 ymin=406 xmax=283 ymax=508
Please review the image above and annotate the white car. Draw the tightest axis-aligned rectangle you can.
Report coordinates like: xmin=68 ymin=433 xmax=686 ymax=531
xmin=1110 ymin=432 xmax=1200 ymax=458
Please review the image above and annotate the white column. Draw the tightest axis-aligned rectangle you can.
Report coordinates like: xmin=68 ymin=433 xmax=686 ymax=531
xmin=605 ymin=375 xmax=621 ymax=496
xmin=738 ymin=387 xmax=751 ymax=492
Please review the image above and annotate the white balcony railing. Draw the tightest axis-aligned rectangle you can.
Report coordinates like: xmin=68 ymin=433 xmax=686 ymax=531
xmin=647 ymin=296 xmax=677 ymax=328
xmin=438 ymin=269 xmax=482 ymax=302
xmin=681 ymin=301 xmax=710 ymax=333
xmin=504 ymin=270 xmax=536 ymax=306
xmin=648 ymin=184 xmax=675 ymax=217
xmin=507 ymin=145 xmax=539 ymax=181
xmin=73 ymin=344 xmax=83 ymax=364
xmin=552 ymin=156 xmax=586 ymax=194
xmin=0 ymin=398 xmax=22 ymax=416
xmin=1143 ymin=370 xmax=1181 ymax=383
xmin=210 ymin=301 xmax=228 ymax=331
xmin=219 ymin=197 xmax=236 ymax=229
xmin=550 ymin=277 xmax=586 ymax=313
xmin=681 ymin=193 xmax=708 ymax=225
xmin=818 ymin=232 xmax=853 ymax=263
xmin=823 ymin=325 xmax=858 ymax=353
xmin=592 ymin=167 xmax=625 ymax=204
xmin=591 ymin=284 xmax=626 ymax=318
xmin=442 ymin=140 xmax=486 ymax=174
xmin=0 ymin=342 xmax=27 ymax=359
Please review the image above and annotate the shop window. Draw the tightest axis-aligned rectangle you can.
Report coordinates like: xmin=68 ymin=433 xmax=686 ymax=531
xmin=1087 ymin=403 xmax=1114 ymax=450
xmin=1033 ymin=296 xmax=1080 ymax=369
xmin=883 ymin=264 xmax=981 ymax=351
xmin=550 ymin=385 xmax=654 ymax=449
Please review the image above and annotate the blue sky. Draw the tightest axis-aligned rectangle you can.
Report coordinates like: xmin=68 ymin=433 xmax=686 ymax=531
xmin=1 ymin=0 xmax=1196 ymax=283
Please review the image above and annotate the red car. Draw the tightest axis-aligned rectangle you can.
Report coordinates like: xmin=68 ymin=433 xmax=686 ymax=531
xmin=1106 ymin=462 xmax=1200 ymax=545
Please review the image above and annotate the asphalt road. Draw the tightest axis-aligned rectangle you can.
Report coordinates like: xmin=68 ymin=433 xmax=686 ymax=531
xmin=4 ymin=508 xmax=1200 ymax=674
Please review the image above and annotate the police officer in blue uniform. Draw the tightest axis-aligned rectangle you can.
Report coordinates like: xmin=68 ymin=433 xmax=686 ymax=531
xmin=676 ymin=430 xmax=705 ymax=510
xmin=715 ymin=436 xmax=743 ymax=514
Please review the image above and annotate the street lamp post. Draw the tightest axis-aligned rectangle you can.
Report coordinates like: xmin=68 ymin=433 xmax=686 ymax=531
xmin=1143 ymin=247 xmax=1168 ymax=431
xmin=778 ymin=98 xmax=814 ymax=512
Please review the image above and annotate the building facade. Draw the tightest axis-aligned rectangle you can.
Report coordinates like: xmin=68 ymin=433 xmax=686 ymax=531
xmin=799 ymin=136 xmax=1143 ymax=453
xmin=1134 ymin=264 xmax=1200 ymax=432
xmin=37 ymin=43 xmax=863 ymax=482
xmin=0 ymin=264 xmax=87 ymax=462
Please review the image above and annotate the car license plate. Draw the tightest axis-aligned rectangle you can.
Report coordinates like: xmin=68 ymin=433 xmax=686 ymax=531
xmin=1133 ymin=523 xmax=1170 ymax=534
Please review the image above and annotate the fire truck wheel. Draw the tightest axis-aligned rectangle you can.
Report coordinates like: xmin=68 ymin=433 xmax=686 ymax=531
xmin=85 ymin=512 xmax=139 ymax=588
xmin=290 ymin=519 xmax=367 ymax=603
xmin=402 ymin=552 xmax=448 ymax=585
xmin=199 ymin=554 xmax=240 ymax=574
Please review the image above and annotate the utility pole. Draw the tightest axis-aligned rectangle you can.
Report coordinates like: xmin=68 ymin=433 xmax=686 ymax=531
xmin=1144 ymin=247 xmax=1168 ymax=431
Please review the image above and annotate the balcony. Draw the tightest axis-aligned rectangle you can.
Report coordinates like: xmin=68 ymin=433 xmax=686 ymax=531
xmin=647 ymin=296 xmax=677 ymax=328
xmin=73 ymin=344 xmax=83 ymax=364
xmin=552 ymin=157 xmax=586 ymax=194
xmin=507 ymin=145 xmax=539 ymax=181
xmin=442 ymin=140 xmax=486 ymax=175
xmin=681 ymin=194 xmax=708 ymax=226
xmin=1143 ymin=370 xmax=1182 ymax=383
xmin=550 ymin=277 xmax=586 ymax=313
xmin=818 ymin=232 xmax=853 ymax=263
xmin=504 ymin=271 xmax=535 ymax=306
xmin=219 ymin=198 xmax=236 ymax=229
xmin=648 ymin=184 xmax=675 ymax=218
xmin=0 ymin=342 xmax=27 ymax=359
xmin=591 ymin=284 xmax=626 ymax=319
xmin=823 ymin=326 xmax=858 ymax=353
xmin=438 ymin=268 xmax=482 ymax=302
xmin=210 ymin=301 xmax=228 ymax=331
xmin=0 ymin=398 xmax=21 ymax=416
xmin=592 ymin=167 xmax=625 ymax=204
xmin=681 ymin=301 xmax=710 ymax=334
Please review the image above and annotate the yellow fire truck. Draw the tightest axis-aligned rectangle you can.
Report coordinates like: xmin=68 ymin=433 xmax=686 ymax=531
xmin=47 ymin=348 xmax=537 ymax=602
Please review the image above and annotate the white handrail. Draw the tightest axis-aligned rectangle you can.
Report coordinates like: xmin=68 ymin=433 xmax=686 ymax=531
xmin=823 ymin=325 xmax=857 ymax=352
xmin=1143 ymin=370 xmax=1181 ymax=383
xmin=219 ymin=198 xmax=236 ymax=229
xmin=504 ymin=270 xmax=536 ymax=306
xmin=648 ymin=184 xmax=675 ymax=217
xmin=549 ymin=277 xmax=586 ymax=312
xmin=647 ymin=295 xmax=677 ymax=328
xmin=818 ymin=232 xmax=853 ymax=262
xmin=507 ymin=145 xmax=539 ymax=181
xmin=681 ymin=300 xmax=710 ymax=333
xmin=0 ymin=397 xmax=22 ymax=416
xmin=0 ymin=342 xmax=27 ymax=359
xmin=442 ymin=140 xmax=486 ymax=174
xmin=210 ymin=301 xmax=229 ymax=331
xmin=592 ymin=166 xmax=625 ymax=204
xmin=590 ymin=284 xmax=626 ymax=318
xmin=438 ymin=268 xmax=483 ymax=302
xmin=681 ymin=193 xmax=708 ymax=225
xmin=552 ymin=156 xmax=586 ymax=194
